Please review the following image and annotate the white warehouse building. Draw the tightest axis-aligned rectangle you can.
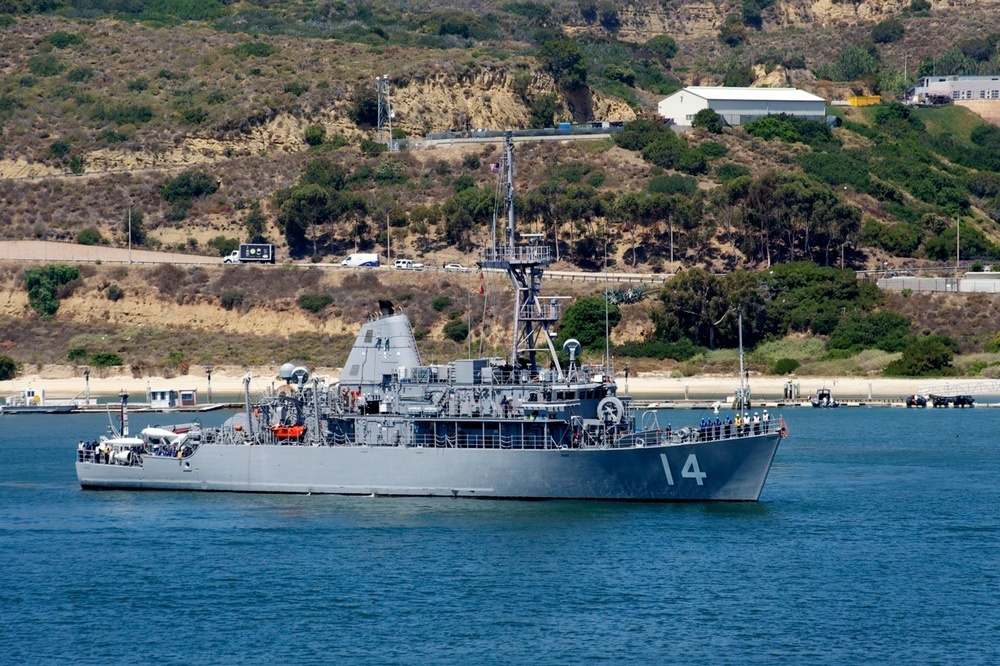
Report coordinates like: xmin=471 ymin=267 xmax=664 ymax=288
xmin=658 ymin=87 xmax=827 ymax=127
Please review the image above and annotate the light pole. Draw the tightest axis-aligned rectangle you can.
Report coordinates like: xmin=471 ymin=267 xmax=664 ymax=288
xmin=840 ymin=241 xmax=851 ymax=269
xmin=128 ymin=207 xmax=132 ymax=264
xmin=84 ymin=367 xmax=90 ymax=406
xmin=206 ymin=367 xmax=213 ymax=404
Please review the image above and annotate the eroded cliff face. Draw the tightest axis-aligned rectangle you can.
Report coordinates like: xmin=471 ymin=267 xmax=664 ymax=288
xmin=598 ymin=0 xmax=1000 ymax=42
xmin=391 ymin=65 xmax=636 ymax=135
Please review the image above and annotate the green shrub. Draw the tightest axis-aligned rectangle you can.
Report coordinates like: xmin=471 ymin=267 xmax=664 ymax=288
xmin=647 ymin=174 xmax=697 ymax=196
xmin=284 ymin=81 xmax=309 ymax=96
xmin=66 ymin=67 xmax=93 ymax=82
xmin=692 ymin=108 xmax=724 ymax=134
xmin=76 ymin=228 xmax=104 ymax=245
xmin=644 ymin=35 xmax=678 ymax=61
xmin=715 ymin=163 xmax=750 ymax=183
xmin=233 ymin=42 xmax=277 ymax=58
xmin=127 ymin=77 xmax=148 ymax=92
xmin=23 ymin=264 xmax=80 ymax=319
xmin=432 ymin=295 xmax=453 ymax=312
xmin=360 ymin=138 xmax=387 ymax=157
xmin=443 ymin=319 xmax=469 ymax=342
xmin=695 ymin=141 xmax=728 ymax=159
xmin=106 ymin=284 xmax=124 ymax=301
xmin=67 ymin=348 xmax=88 ymax=362
xmin=771 ymin=358 xmax=801 ymax=375
xmin=220 ymin=291 xmax=245 ymax=310
xmin=92 ymin=102 xmax=153 ymax=125
xmin=91 ymin=352 xmax=123 ymax=367
xmin=304 ymin=124 xmax=325 ymax=146
xmin=161 ymin=170 xmax=218 ymax=204
xmin=883 ymin=336 xmax=958 ymax=377
xmin=452 ymin=174 xmax=475 ymax=191
xmin=871 ymin=19 xmax=904 ymax=44
xmin=29 ymin=54 xmax=64 ymax=77
xmin=614 ymin=339 xmax=704 ymax=361
xmin=49 ymin=140 xmax=71 ymax=159
xmin=181 ymin=106 xmax=207 ymax=124
xmin=462 ymin=153 xmax=481 ymax=170
xmin=298 ymin=293 xmax=334 ymax=313
xmin=0 ymin=354 xmax=17 ymax=381
xmin=207 ymin=236 xmax=239 ymax=256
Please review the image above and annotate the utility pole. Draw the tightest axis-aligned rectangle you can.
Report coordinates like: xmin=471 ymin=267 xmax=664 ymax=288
xmin=128 ymin=207 xmax=132 ymax=264
xmin=956 ymin=215 xmax=961 ymax=275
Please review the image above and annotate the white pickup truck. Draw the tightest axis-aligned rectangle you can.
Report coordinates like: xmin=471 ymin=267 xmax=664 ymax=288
xmin=393 ymin=259 xmax=425 ymax=270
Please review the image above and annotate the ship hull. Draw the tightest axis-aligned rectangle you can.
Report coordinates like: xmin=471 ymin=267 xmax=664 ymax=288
xmin=76 ymin=432 xmax=782 ymax=501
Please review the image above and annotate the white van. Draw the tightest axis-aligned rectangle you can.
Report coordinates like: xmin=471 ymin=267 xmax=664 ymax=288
xmin=341 ymin=253 xmax=379 ymax=268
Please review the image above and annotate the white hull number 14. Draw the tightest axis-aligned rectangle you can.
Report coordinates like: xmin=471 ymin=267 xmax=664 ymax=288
xmin=659 ymin=453 xmax=707 ymax=486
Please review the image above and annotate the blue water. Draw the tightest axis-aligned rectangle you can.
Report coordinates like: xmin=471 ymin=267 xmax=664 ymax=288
xmin=1 ymin=408 xmax=998 ymax=664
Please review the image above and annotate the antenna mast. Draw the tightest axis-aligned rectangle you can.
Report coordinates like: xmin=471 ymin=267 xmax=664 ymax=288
xmin=480 ymin=131 xmax=564 ymax=379
xmin=376 ymin=75 xmax=395 ymax=151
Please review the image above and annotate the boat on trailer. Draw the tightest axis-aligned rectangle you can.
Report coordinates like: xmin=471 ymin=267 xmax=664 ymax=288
xmin=76 ymin=132 xmax=788 ymax=501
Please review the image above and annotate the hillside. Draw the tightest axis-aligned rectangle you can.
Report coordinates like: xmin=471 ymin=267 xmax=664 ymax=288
xmin=2 ymin=1 xmax=1000 ymax=380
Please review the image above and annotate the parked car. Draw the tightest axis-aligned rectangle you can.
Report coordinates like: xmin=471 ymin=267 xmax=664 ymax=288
xmin=444 ymin=263 xmax=470 ymax=272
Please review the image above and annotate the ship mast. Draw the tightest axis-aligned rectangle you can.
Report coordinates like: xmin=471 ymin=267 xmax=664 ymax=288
xmin=480 ymin=131 xmax=564 ymax=379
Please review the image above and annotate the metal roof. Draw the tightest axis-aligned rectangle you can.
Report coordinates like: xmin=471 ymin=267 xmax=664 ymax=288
xmin=677 ymin=87 xmax=826 ymax=103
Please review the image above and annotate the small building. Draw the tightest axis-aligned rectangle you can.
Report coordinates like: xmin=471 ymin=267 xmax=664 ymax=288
xmin=148 ymin=388 xmax=198 ymax=409
xmin=909 ymin=75 xmax=1000 ymax=104
xmin=658 ymin=86 xmax=827 ymax=127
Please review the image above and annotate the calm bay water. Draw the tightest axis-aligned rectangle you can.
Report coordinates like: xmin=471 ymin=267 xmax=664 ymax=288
xmin=1 ymin=407 xmax=998 ymax=664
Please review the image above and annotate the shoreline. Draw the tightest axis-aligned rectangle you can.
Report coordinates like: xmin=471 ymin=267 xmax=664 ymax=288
xmin=2 ymin=366 xmax=990 ymax=402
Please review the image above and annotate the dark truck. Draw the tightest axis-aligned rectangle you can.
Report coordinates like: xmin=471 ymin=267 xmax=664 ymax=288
xmin=223 ymin=244 xmax=275 ymax=264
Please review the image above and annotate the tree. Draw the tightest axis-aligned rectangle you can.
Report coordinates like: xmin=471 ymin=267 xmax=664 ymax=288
xmin=718 ymin=14 xmax=746 ymax=47
xmin=692 ymin=108 xmax=724 ymax=134
xmin=644 ymin=35 xmax=678 ymax=62
xmin=274 ymin=184 xmax=332 ymax=254
xmin=827 ymin=311 xmax=911 ymax=353
xmin=871 ymin=19 xmax=904 ymax=44
xmin=539 ymin=38 xmax=588 ymax=90
xmin=301 ymin=158 xmax=347 ymax=191
xmin=884 ymin=336 xmax=958 ymax=376
xmin=121 ymin=208 xmax=146 ymax=246
xmin=528 ymin=94 xmax=556 ymax=129
xmin=244 ymin=201 xmax=267 ymax=244
xmin=559 ymin=295 xmax=621 ymax=350
xmin=348 ymin=85 xmax=379 ymax=127
xmin=832 ymin=43 xmax=881 ymax=82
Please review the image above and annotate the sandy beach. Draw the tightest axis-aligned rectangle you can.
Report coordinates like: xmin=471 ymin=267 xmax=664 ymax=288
xmin=1 ymin=365 xmax=986 ymax=403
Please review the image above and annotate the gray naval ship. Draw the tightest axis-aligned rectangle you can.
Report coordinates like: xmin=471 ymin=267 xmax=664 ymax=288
xmin=76 ymin=132 xmax=787 ymax=501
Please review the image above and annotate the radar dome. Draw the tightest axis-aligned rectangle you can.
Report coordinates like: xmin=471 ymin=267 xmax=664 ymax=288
xmin=278 ymin=363 xmax=296 ymax=380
